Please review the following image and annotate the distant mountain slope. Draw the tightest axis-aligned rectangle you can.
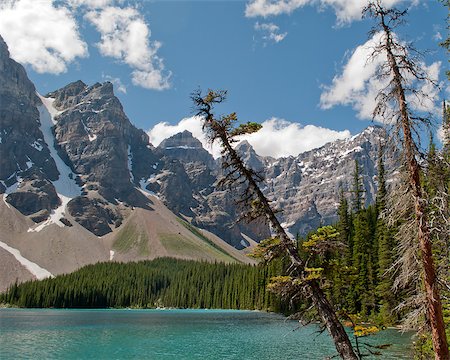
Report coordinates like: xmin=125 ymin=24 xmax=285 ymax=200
xmin=0 ymin=192 xmax=253 ymax=292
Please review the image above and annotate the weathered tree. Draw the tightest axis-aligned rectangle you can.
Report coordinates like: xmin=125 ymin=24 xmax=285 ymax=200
xmin=192 ymin=89 xmax=358 ymax=360
xmin=364 ymin=1 xmax=449 ymax=358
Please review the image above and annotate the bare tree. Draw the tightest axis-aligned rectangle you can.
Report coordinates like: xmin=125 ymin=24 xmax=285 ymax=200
xmin=363 ymin=1 xmax=449 ymax=358
xmin=192 ymin=89 xmax=358 ymax=360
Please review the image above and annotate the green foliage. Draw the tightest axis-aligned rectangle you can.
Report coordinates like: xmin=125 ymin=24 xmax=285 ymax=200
xmin=302 ymin=226 xmax=340 ymax=255
xmin=230 ymin=122 xmax=263 ymax=137
xmin=248 ymin=237 xmax=282 ymax=261
xmin=351 ymin=160 xmax=364 ymax=213
xmin=0 ymin=258 xmax=285 ymax=312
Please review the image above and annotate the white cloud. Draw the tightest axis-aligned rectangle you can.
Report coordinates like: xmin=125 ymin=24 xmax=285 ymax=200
xmin=68 ymin=0 xmax=115 ymax=9
xmin=243 ymin=118 xmax=351 ymax=157
xmin=148 ymin=117 xmax=351 ymax=159
xmin=245 ymin=0 xmax=411 ymax=25
xmin=246 ymin=0 xmax=310 ymax=18
xmin=320 ymin=32 xmax=441 ymax=121
xmin=406 ymin=61 xmax=441 ymax=114
xmin=254 ymin=22 xmax=287 ymax=44
xmin=433 ymin=31 xmax=443 ymax=41
xmin=320 ymin=32 xmax=387 ymax=119
xmin=0 ymin=1 xmax=170 ymax=90
xmin=85 ymin=6 xmax=171 ymax=90
xmin=0 ymin=0 xmax=88 ymax=74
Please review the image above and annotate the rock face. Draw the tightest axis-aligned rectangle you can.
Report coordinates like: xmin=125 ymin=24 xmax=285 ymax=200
xmin=0 ymin=35 xmax=60 ymax=221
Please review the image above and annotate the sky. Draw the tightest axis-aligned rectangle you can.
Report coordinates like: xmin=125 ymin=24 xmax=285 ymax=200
xmin=0 ymin=0 xmax=447 ymax=158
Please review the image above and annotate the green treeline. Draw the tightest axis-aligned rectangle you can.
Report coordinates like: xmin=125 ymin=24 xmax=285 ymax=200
xmin=297 ymin=155 xmax=398 ymax=324
xmin=0 ymin=258 xmax=285 ymax=311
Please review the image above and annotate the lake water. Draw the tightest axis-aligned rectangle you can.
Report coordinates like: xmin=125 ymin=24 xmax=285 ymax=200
xmin=0 ymin=309 xmax=413 ymax=359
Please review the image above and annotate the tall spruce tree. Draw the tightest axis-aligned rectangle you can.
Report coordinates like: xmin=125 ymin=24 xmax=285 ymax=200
xmin=374 ymin=146 xmax=396 ymax=324
xmin=351 ymin=160 xmax=364 ymax=213
xmin=337 ymin=186 xmax=352 ymax=264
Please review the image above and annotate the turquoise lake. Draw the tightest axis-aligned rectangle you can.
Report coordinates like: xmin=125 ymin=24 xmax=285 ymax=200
xmin=0 ymin=309 xmax=413 ymax=359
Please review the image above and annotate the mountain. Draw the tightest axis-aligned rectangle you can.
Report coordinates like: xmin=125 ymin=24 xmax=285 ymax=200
xmin=0 ymin=35 xmax=397 ymax=291
xmin=158 ymin=126 xmax=396 ymax=241
xmin=0 ymin=36 xmax=251 ymax=292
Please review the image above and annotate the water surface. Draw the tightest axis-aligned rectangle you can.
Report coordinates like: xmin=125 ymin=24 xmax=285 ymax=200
xmin=0 ymin=309 xmax=413 ymax=359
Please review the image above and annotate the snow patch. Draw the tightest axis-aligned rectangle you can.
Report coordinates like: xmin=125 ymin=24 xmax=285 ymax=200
xmin=138 ymin=177 xmax=159 ymax=198
xmin=164 ymin=146 xmax=198 ymax=150
xmin=25 ymin=158 xmax=33 ymax=169
xmin=342 ymin=146 xmax=363 ymax=157
xmin=27 ymin=195 xmax=72 ymax=232
xmin=80 ymin=118 xmax=97 ymax=142
xmin=26 ymin=95 xmax=82 ymax=232
xmin=31 ymin=140 xmax=43 ymax=151
xmin=0 ymin=240 xmax=54 ymax=280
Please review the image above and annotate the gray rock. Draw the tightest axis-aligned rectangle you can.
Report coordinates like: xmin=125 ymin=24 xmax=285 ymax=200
xmin=0 ymin=35 xmax=60 ymax=218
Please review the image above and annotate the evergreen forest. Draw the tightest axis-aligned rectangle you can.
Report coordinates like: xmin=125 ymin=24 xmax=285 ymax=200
xmin=0 ymin=258 xmax=285 ymax=311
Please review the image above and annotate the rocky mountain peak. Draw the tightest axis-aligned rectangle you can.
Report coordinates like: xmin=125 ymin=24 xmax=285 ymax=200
xmin=158 ymin=131 xmax=216 ymax=170
xmin=0 ymin=35 xmax=57 ymax=214
xmin=0 ymin=35 xmax=9 ymax=59
xmin=236 ymin=140 xmax=264 ymax=171
xmin=159 ymin=130 xmax=203 ymax=149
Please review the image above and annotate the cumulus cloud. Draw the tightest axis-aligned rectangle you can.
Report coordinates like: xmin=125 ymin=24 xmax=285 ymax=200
xmin=86 ymin=6 xmax=171 ymax=90
xmin=245 ymin=0 xmax=410 ymax=25
xmin=243 ymin=118 xmax=351 ymax=157
xmin=0 ymin=0 xmax=88 ymax=74
xmin=320 ymin=32 xmax=386 ymax=119
xmin=0 ymin=0 xmax=170 ymax=90
xmin=254 ymin=22 xmax=287 ymax=44
xmin=148 ymin=117 xmax=351 ymax=159
xmin=320 ymin=32 xmax=441 ymax=121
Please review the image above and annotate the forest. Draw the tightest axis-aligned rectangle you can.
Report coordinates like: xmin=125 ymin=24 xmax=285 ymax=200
xmin=0 ymin=258 xmax=285 ymax=311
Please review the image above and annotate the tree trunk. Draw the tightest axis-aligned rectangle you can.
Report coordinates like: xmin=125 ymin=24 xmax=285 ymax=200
xmin=381 ymin=16 xmax=450 ymax=359
xmin=222 ymin=137 xmax=358 ymax=360
xmin=309 ymin=281 xmax=359 ymax=360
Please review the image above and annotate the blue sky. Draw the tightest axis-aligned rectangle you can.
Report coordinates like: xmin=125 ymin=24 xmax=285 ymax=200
xmin=0 ymin=0 xmax=447 ymax=158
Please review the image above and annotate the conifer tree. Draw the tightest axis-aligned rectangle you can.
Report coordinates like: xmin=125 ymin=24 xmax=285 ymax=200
xmin=351 ymin=160 xmax=364 ymax=213
xmin=337 ymin=186 xmax=352 ymax=264
xmin=374 ymin=147 xmax=396 ymax=323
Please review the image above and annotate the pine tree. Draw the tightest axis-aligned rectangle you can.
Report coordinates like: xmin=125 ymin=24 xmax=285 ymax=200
xmin=375 ymin=147 xmax=396 ymax=324
xmin=351 ymin=160 xmax=364 ymax=213
xmin=337 ymin=186 xmax=352 ymax=264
